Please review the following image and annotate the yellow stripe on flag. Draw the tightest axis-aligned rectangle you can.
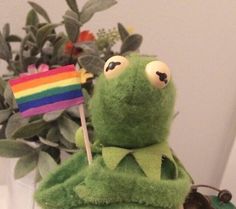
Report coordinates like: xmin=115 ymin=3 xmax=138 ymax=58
xmin=14 ymin=78 xmax=80 ymax=99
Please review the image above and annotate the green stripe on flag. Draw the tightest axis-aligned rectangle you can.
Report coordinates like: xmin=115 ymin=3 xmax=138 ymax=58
xmin=16 ymin=84 xmax=81 ymax=104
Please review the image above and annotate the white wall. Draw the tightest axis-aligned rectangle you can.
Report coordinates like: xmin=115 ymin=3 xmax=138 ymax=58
xmin=0 ymin=0 xmax=236 ymax=190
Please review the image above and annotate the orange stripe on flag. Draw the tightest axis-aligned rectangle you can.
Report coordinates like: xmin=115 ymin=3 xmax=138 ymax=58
xmin=12 ymin=71 xmax=80 ymax=92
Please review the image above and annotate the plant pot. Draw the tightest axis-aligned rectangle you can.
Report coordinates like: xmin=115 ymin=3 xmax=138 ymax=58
xmin=3 ymin=158 xmax=40 ymax=209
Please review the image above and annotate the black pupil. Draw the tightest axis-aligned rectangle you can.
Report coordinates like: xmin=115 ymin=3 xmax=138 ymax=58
xmin=106 ymin=61 xmax=121 ymax=72
xmin=156 ymin=71 xmax=168 ymax=84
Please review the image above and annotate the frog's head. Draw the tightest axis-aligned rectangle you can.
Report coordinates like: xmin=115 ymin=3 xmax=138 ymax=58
xmin=90 ymin=54 xmax=176 ymax=148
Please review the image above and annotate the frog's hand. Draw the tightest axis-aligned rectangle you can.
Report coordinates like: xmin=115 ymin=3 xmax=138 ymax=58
xmin=35 ymin=151 xmax=88 ymax=209
xmin=75 ymin=128 xmax=102 ymax=154
xmin=75 ymin=157 xmax=191 ymax=209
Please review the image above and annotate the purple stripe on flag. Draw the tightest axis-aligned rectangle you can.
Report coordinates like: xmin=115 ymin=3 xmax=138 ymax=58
xmin=21 ymin=97 xmax=84 ymax=117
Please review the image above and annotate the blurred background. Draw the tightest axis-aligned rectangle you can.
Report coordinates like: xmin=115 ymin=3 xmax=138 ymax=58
xmin=0 ymin=0 xmax=235 ymax=208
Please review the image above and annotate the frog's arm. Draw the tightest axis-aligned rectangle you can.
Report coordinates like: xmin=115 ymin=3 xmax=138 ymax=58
xmin=35 ymin=151 xmax=89 ymax=209
xmin=75 ymin=157 xmax=191 ymax=209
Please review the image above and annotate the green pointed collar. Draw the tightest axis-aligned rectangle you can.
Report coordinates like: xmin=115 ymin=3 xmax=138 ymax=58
xmin=102 ymin=141 xmax=177 ymax=181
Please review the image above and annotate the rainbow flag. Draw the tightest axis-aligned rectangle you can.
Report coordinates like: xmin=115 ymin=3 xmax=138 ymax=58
xmin=9 ymin=65 xmax=84 ymax=117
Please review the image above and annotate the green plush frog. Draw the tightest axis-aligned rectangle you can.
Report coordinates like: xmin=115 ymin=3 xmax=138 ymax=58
xmin=35 ymin=54 xmax=191 ymax=209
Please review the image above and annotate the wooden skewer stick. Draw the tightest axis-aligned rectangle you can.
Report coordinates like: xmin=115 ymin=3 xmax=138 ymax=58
xmin=78 ymin=104 xmax=93 ymax=165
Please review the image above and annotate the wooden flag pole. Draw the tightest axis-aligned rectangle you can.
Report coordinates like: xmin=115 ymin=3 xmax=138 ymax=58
xmin=78 ymin=104 xmax=93 ymax=165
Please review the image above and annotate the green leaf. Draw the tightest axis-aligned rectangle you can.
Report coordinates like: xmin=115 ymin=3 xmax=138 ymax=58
xmin=53 ymin=34 xmax=67 ymax=55
xmin=14 ymin=151 xmax=38 ymax=179
xmin=19 ymin=34 xmax=30 ymax=69
xmin=6 ymin=35 xmax=22 ymax=42
xmin=63 ymin=10 xmax=81 ymax=43
xmin=117 ymin=23 xmax=129 ymax=42
xmin=0 ymin=108 xmax=11 ymax=124
xmin=59 ymin=147 xmax=78 ymax=153
xmin=58 ymin=115 xmax=79 ymax=143
xmin=36 ymin=23 xmax=59 ymax=48
xmin=0 ymin=77 xmax=6 ymax=96
xmin=0 ymin=32 xmax=11 ymax=61
xmin=66 ymin=0 xmax=79 ymax=13
xmin=3 ymin=84 xmax=17 ymax=109
xmin=5 ymin=113 xmax=29 ymax=138
xmin=3 ymin=84 xmax=12 ymax=106
xmin=80 ymin=0 xmax=117 ymax=24
xmin=78 ymin=55 xmax=105 ymax=75
xmin=47 ymin=127 xmax=60 ymax=143
xmin=59 ymin=136 xmax=75 ymax=149
xmin=120 ymin=34 xmax=143 ymax=54
xmin=24 ymin=25 xmax=37 ymax=37
xmin=43 ymin=110 xmax=64 ymax=122
xmin=39 ymin=137 xmax=58 ymax=147
xmin=66 ymin=106 xmax=80 ymax=118
xmin=2 ymin=23 xmax=10 ymax=39
xmin=0 ymin=140 xmax=35 ymax=158
xmin=26 ymin=9 xmax=39 ymax=26
xmin=13 ymin=119 xmax=49 ymax=139
xmin=38 ymin=151 xmax=57 ymax=178
xmin=28 ymin=1 xmax=51 ymax=22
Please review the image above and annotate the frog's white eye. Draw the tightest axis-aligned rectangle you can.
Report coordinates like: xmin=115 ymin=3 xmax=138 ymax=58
xmin=145 ymin=61 xmax=171 ymax=89
xmin=104 ymin=55 xmax=129 ymax=79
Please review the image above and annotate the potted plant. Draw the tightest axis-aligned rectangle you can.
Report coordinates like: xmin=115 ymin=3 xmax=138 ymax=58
xmin=0 ymin=1 xmax=143 ymax=207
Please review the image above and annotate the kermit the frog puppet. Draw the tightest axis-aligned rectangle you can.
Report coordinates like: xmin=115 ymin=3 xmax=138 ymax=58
xmin=35 ymin=54 xmax=191 ymax=209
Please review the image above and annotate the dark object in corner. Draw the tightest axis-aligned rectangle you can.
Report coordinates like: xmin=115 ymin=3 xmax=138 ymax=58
xmin=184 ymin=184 xmax=235 ymax=209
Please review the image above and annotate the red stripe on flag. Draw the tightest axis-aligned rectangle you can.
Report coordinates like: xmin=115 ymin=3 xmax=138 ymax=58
xmin=9 ymin=65 xmax=75 ymax=86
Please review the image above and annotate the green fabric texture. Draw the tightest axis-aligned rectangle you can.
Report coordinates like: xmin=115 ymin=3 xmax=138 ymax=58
xmin=89 ymin=55 xmax=176 ymax=148
xmin=75 ymin=155 xmax=190 ymax=208
xmin=35 ymin=151 xmax=190 ymax=209
xmin=102 ymin=141 xmax=177 ymax=180
xmin=35 ymin=54 xmax=191 ymax=209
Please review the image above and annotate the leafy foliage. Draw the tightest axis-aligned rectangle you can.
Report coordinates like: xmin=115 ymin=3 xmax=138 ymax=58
xmin=120 ymin=34 xmax=143 ymax=54
xmin=0 ymin=140 xmax=35 ymax=158
xmin=66 ymin=0 xmax=79 ymax=13
xmin=0 ymin=32 xmax=11 ymax=61
xmin=0 ymin=0 xmax=143 ymax=180
xmin=78 ymin=55 xmax=105 ymax=75
xmin=80 ymin=0 xmax=117 ymax=24
xmin=28 ymin=1 xmax=51 ymax=22
xmin=117 ymin=22 xmax=129 ymax=42
xmin=38 ymin=151 xmax=57 ymax=178
xmin=63 ymin=10 xmax=81 ymax=42
xmin=14 ymin=152 xmax=38 ymax=179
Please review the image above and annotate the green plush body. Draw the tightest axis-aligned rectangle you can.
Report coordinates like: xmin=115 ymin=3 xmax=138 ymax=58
xmin=35 ymin=54 xmax=191 ymax=209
